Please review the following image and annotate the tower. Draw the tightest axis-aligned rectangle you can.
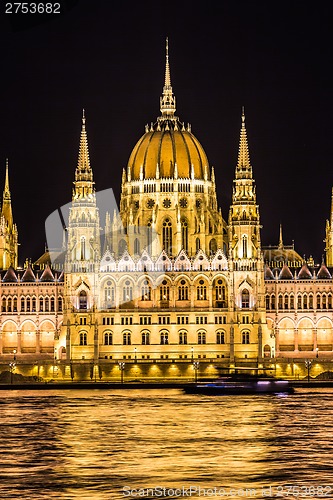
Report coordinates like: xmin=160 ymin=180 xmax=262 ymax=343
xmin=0 ymin=160 xmax=18 ymax=269
xmin=325 ymin=188 xmax=333 ymax=266
xmin=62 ymin=111 xmax=101 ymax=362
xmin=228 ymin=110 xmax=269 ymax=362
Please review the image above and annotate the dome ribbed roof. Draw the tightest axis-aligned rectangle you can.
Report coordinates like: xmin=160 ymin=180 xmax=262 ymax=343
xmin=127 ymin=119 xmax=209 ymax=181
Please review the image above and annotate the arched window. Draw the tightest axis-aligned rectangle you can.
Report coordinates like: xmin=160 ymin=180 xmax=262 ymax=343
xmin=134 ymin=238 xmax=140 ymax=255
xmin=178 ymin=280 xmax=189 ymax=300
xmin=297 ymin=294 xmax=302 ymax=309
xmin=179 ymin=330 xmax=187 ymax=344
xmin=58 ymin=297 xmax=63 ymax=312
xmin=266 ymin=295 xmax=270 ymax=310
xmin=322 ymin=294 xmax=327 ymax=309
xmin=13 ymin=297 xmax=17 ymax=312
xmin=242 ymin=236 xmax=248 ymax=258
xmin=160 ymin=331 xmax=169 ymax=345
xmin=197 ymin=280 xmax=207 ymax=300
xmin=50 ymin=297 xmax=55 ymax=312
xmin=141 ymin=280 xmax=151 ymax=301
xmin=284 ymin=294 xmax=289 ymax=310
xmin=7 ymin=297 xmax=12 ymax=313
xmin=241 ymin=289 xmax=250 ymax=309
xmin=290 ymin=294 xmax=294 ymax=309
xmin=1 ymin=297 xmax=6 ymax=312
xmin=271 ymin=294 xmax=276 ymax=309
xmin=79 ymin=332 xmax=87 ymax=346
xmin=303 ymin=295 xmax=308 ymax=309
xmin=215 ymin=279 xmax=226 ymax=307
xmin=142 ymin=331 xmax=150 ymax=345
xmin=278 ymin=294 xmax=283 ymax=309
xmin=104 ymin=280 xmax=115 ymax=308
xmin=162 ymin=218 xmax=173 ymax=255
xmin=123 ymin=332 xmax=131 ymax=345
xmin=80 ymin=237 xmax=86 ymax=260
xmin=242 ymin=331 xmax=250 ymax=344
xmin=159 ymin=280 xmax=170 ymax=301
xmin=26 ymin=297 xmax=30 ymax=312
xmin=104 ymin=332 xmax=113 ymax=345
xmin=123 ymin=280 xmax=133 ymax=303
xmin=79 ymin=290 xmax=87 ymax=310
xmin=181 ymin=218 xmax=188 ymax=253
xmin=147 ymin=220 xmax=152 ymax=253
xmin=317 ymin=294 xmax=321 ymax=309
xmin=198 ymin=331 xmax=206 ymax=344
xmin=216 ymin=331 xmax=225 ymax=344
xmin=39 ymin=297 xmax=44 ymax=312
xmin=209 ymin=238 xmax=217 ymax=255
xmin=196 ymin=237 xmax=201 ymax=252
xmin=118 ymin=239 xmax=127 ymax=256
xmin=45 ymin=296 xmax=50 ymax=312
xmin=328 ymin=294 xmax=332 ymax=309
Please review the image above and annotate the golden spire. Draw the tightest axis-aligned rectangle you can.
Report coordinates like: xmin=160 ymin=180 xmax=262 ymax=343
xmin=236 ymin=107 xmax=252 ymax=178
xmin=1 ymin=158 xmax=13 ymax=228
xmin=160 ymin=37 xmax=176 ymax=118
xmin=75 ymin=109 xmax=93 ymax=183
xmin=278 ymin=224 xmax=284 ymax=249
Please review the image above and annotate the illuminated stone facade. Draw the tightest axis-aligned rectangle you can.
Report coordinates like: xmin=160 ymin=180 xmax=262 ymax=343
xmin=1 ymin=46 xmax=333 ymax=380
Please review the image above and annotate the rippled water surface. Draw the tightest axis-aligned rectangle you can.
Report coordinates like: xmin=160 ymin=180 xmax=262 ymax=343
xmin=0 ymin=388 xmax=332 ymax=499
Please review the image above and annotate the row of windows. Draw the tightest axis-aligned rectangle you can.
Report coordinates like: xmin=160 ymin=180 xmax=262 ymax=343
xmin=266 ymin=293 xmax=333 ymax=310
xmin=103 ymin=280 xmax=228 ymax=305
xmin=79 ymin=331 xmax=251 ymax=346
xmin=100 ymin=315 xmax=228 ymax=326
xmin=1 ymin=296 xmax=63 ymax=313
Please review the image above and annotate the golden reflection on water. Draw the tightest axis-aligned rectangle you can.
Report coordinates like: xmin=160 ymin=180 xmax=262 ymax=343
xmin=0 ymin=389 xmax=332 ymax=499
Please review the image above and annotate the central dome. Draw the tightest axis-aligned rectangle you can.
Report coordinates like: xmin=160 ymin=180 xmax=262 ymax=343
xmin=127 ymin=118 xmax=210 ymax=180
xmin=127 ymin=39 xmax=210 ymax=182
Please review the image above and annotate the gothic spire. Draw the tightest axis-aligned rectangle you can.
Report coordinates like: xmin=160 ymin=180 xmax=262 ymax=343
xmin=278 ymin=224 xmax=284 ymax=249
xmin=1 ymin=158 xmax=13 ymax=228
xmin=236 ymin=107 xmax=252 ymax=179
xmin=160 ymin=38 xmax=176 ymax=118
xmin=75 ymin=109 xmax=93 ymax=182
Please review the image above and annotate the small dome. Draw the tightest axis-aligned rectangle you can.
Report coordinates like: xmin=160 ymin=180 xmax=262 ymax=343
xmin=127 ymin=119 xmax=210 ymax=181
xmin=2 ymin=266 xmax=17 ymax=282
xmin=264 ymin=265 xmax=274 ymax=279
xmin=40 ymin=265 xmax=55 ymax=282
xmin=317 ymin=262 xmax=332 ymax=279
xmin=21 ymin=266 xmax=36 ymax=282
xmin=279 ymin=263 xmax=293 ymax=280
xmin=298 ymin=263 xmax=312 ymax=279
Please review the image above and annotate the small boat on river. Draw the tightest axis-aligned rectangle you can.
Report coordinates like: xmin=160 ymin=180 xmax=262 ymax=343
xmin=183 ymin=375 xmax=294 ymax=395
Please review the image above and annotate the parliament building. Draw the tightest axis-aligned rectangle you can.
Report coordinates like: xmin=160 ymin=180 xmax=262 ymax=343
xmin=1 ymin=45 xmax=333 ymax=381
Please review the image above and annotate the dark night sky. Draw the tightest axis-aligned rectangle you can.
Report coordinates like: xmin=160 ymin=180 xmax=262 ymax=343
xmin=0 ymin=0 xmax=332 ymax=264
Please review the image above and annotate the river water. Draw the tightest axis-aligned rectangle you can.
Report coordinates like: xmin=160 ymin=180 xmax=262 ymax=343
xmin=0 ymin=388 xmax=332 ymax=499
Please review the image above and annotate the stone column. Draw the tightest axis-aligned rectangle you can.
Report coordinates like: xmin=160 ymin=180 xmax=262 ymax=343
xmin=17 ymin=330 xmax=21 ymax=354
xmin=66 ymin=321 xmax=71 ymax=362
xmin=258 ymin=322 xmax=263 ymax=364
xmin=229 ymin=322 xmax=235 ymax=366
xmin=94 ymin=322 xmax=99 ymax=362
xmin=36 ymin=330 xmax=41 ymax=354
xmin=294 ymin=328 xmax=299 ymax=352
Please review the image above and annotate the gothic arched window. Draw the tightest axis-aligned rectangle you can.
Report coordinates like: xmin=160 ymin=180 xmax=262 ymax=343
xmin=141 ymin=280 xmax=151 ymax=301
xmin=181 ymin=218 xmax=188 ymax=253
xmin=80 ymin=237 xmax=86 ymax=260
xmin=162 ymin=218 xmax=173 ymax=255
xmin=104 ymin=280 xmax=115 ymax=308
xmin=79 ymin=290 xmax=88 ymax=310
xmin=123 ymin=280 xmax=133 ymax=303
xmin=197 ymin=280 xmax=207 ymax=300
xmin=159 ymin=280 xmax=170 ymax=301
xmin=178 ymin=280 xmax=189 ymax=301
xmin=241 ymin=289 xmax=250 ymax=309
xmin=79 ymin=332 xmax=87 ymax=345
